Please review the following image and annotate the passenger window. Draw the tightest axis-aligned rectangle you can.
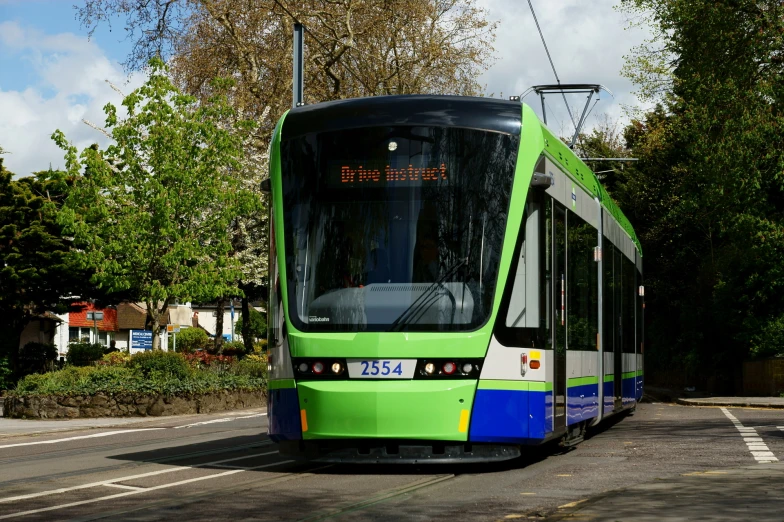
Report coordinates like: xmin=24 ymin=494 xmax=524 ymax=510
xmin=505 ymin=198 xmax=541 ymax=328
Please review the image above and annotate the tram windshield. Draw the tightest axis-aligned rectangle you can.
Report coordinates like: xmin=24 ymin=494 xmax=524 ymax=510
xmin=280 ymin=125 xmax=518 ymax=332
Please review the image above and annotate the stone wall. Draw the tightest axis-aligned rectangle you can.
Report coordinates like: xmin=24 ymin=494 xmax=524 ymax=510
xmin=2 ymin=389 xmax=266 ymax=419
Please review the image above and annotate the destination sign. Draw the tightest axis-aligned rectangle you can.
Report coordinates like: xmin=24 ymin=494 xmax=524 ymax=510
xmin=331 ymin=162 xmax=448 ymax=188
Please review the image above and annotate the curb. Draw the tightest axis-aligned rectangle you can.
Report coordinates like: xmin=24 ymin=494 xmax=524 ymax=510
xmin=676 ymin=398 xmax=784 ymax=409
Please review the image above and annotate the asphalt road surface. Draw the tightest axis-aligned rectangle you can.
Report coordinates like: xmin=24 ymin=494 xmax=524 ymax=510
xmin=1 ymin=402 xmax=783 ymax=521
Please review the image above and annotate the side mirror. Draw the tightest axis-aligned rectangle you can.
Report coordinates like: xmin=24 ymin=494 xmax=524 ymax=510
xmin=260 ymin=178 xmax=272 ymax=193
xmin=530 ymin=172 xmax=554 ymax=188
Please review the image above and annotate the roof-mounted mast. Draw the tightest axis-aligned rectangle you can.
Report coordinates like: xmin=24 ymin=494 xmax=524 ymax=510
xmin=516 ymin=83 xmax=613 ymax=149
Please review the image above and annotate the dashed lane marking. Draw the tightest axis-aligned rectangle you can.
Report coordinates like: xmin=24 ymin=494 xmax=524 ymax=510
xmin=721 ymin=408 xmax=779 ymax=464
xmin=0 ymin=459 xmax=295 ymax=520
xmin=0 ymin=450 xmax=279 ymax=504
xmin=0 ymin=429 xmax=166 ymax=450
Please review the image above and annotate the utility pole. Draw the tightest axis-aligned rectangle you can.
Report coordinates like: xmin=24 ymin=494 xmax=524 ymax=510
xmin=293 ymin=23 xmax=304 ymax=107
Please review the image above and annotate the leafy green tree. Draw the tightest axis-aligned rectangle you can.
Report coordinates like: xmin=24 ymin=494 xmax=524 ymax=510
xmin=0 ymin=161 xmax=90 ymax=374
xmin=234 ymin=307 xmax=267 ymax=343
xmin=616 ymin=0 xmax=784 ymax=390
xmin=53 ymin=59 xmax=259 ymax=350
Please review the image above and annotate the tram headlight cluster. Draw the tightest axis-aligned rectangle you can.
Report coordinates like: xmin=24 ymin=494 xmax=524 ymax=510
xmin=418 ymin=359 xmax=481 ymax=378
xmin=295 ymin=359 xmax=346 ymax=377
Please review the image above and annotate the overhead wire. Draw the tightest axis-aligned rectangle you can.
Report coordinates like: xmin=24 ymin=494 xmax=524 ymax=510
xmin=527 ymin=0 xmax=577 ymax=129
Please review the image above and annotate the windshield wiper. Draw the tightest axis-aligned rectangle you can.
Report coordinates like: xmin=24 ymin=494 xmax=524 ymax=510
xmin=389 ymin=257 xmax=468 ymax=331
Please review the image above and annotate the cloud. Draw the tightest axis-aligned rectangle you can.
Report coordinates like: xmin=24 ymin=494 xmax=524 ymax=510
xmin=477 ymin=0 xmax=654 ymax=136
xmin=0 ymin=22 xmax=144 ymax=177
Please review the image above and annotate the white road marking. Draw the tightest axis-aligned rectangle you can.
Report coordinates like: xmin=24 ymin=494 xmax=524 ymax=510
xmin=721 ymin=407 xmax=779 ymax=463
xmin=103 ymin=483 xmax=145 ymax=491
xmin=0 ymin=450 xmax=279 ymax=504
xmin=0 ymin=460 xmax=294 ymax=520
xmin=173 ymin=413 xmax=267 ymax=429
xmin=0 ymin=429 xmax=166 ymax=450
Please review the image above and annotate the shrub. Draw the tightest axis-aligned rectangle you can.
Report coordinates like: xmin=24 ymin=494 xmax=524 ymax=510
xmin=174 ymin=327 xmax=209 ymax=353
xmin=0 ymin=356 xmax=12 ymax=391
xmin=11 ymin=362 xmax=264 ymax=397
xmin=220 ymin=340 xmax=246 ymax=357
xmin=15 ymin=366 xmax=97 ymax=394
xmin=128 ymin=351 xmax=191 ymax=380
xmin=253 ymin=339 xmax=268 ymax=354
xmin=100 ymin=351 xmax=131 ymax=366
xmin=183 ymin=352 xmax=234 ymax=368
xmin=235 ymin=308 xmax=267 ymax=342
xmin=66 ymin=342 xmax=105 ymax=367
xmin=231 ymin=357 xmax=267 ymax=379
xmin=18 ymin=342 xmax=57 ymax=376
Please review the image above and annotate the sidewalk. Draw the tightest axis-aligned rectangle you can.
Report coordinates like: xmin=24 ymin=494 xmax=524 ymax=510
xmin=0 ymin=414 xmax=172 ymax=438
xmin=0 ymin=406 xmax=267 ymax=439
xmin=644 ymin=385 xmax=784 ymax=409
xmin=548 ymin=462 xmax=784 ymax=522
xmin=677 ymin=396 xmax=784 ymax=408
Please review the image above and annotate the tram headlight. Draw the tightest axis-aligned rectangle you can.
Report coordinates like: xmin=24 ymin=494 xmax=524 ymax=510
xmin=312 ymin=361 xmax=325 ymax=374
xmin=424 ymin=362 xmax=436 ymax=375
xmin=461 ymin=363 xmax=474 ymax=374
xmin=331 ymin=362 xmax=343 ymax=374
xmin=298 ymin=362 xmax=309 ymax=373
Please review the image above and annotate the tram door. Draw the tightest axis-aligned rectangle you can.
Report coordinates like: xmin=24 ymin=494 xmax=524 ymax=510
xmin=552 ymin=203 xmax=567 ymax=430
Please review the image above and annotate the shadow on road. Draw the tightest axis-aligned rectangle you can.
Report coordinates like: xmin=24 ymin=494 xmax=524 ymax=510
xmin=107 ymin=430 xmax=559 ymax=476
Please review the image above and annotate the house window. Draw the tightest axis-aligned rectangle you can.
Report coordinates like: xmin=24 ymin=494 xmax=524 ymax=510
xmin=69 ymin=327 xmax=80 ymax=342
xmin=69 ymin=327 xmax=95 ymax=343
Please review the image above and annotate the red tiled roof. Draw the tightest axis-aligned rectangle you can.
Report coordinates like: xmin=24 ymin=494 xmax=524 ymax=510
xmin=69 ymin=302 xmax=119 ymax=332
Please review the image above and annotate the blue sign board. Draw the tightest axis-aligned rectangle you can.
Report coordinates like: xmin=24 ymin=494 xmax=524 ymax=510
xmin=130 ymin=329 xmax=153 ymax=350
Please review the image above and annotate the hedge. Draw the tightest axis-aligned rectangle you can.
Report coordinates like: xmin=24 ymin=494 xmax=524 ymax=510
xmin=10 ymin=351 xmax=266 ymax=397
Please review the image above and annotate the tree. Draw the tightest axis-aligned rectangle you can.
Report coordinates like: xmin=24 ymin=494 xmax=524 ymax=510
xmin=234 ymin=306 xmax=267 ymax=343
xmin=617 ymin=0 xmax=784 ymax=390
xmin=54 ymin=59 xmax=258 ymax=350
xmin=77 ymin=0 xmax=498 ymax=352
xmin=0 ymin=161 xmax=88 ymax=374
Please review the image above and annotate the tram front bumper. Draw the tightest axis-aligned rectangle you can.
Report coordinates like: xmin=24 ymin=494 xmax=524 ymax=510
xmin=296 ymin=379 xmax=476 ymax=440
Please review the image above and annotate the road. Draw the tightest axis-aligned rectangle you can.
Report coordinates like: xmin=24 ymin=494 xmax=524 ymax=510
xmin=0 ymin=402 xmax=783 ymax=521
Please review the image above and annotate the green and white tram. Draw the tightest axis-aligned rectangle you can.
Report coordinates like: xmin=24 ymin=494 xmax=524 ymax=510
xmin=266 ymin=95 xmax=643 ymax=462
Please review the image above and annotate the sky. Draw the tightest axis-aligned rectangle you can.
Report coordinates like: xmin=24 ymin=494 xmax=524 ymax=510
xmin=0 ymin=0 xmax=653 ymax=178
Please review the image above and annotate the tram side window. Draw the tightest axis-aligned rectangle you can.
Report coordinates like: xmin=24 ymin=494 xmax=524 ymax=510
xmin=636 ymin=268 xmax=644 ymax=355
xmin=622 ymin=254 xmax=636 ymax=354
xmin=613 ymin=244 xmax=624 ymax=356
xmin=501 ymin=190 xmax=548 ymax=347
xmin=269 ymin=211 xmax=281 ymax=346
xmin=567 ymin=212 xmax=598 ymax=350
xmin=602 ymin=235 xmax=614 ymax=354
xmin=505 ymin=195 xmax=541 ymax=328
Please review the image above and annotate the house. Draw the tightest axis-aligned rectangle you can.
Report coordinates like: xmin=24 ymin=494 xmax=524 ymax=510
xmin=18 ymin=312 xmax=61 ymax=348
xmin=68 ymin=302 xmax=118 ymax=346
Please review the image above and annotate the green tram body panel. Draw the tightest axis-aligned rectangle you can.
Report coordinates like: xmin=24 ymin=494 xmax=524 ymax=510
xmin=298 ymin=380 xmax=475 ymax=441
xmin=265 ymin=96 xmax=644 ymax=460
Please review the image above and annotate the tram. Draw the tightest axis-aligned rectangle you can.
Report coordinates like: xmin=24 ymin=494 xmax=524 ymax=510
xmin=265 ymin=95 xmax=643 ymax=463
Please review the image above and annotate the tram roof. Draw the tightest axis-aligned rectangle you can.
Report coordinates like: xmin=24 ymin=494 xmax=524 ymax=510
xmin=280 ymin=94 xmax=641 ymax=256
xmin=282 ymin=95 xmax=522 ymax=138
